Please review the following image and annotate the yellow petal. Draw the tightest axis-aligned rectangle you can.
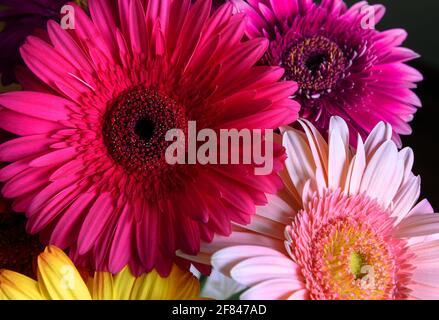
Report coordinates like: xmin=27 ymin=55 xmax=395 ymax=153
xmin=90 ymin=272 xmax=114 ymax=300
xmin=130 ymin=270 xmax=161 ymax=300
xmin=167 ymin=265 xmax=200 ymax=300
xmin=113 ymin=266 xmax=136 ymax=300
xmin=37 ymin=246 xmax=91 ymax=300
xmin=0 ymin=270 xmax=43 ymax=300
xmin=130 ymin=265 xmax=200 ymax=300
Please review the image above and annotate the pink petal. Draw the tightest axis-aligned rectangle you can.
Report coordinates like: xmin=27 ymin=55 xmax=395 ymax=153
xmin=212 ymin=245 xmax=285 ymax=275
xmin=0 ymin=110 xmax=63 ymax=136
xmin=395 ymin=214 xmax=439 ymax=238
xmin=29 ymin=147 xmax=77 ymax=167
xmin=109 ymin=204 xmax=133 ymax=272
xmin=230 ymin=255 xmax=299 ymax=286
xmin=78 ymin=193 xmax=114 ymax=254
xmin=241 ymin=278 xmax=304 ymax=300
xmin=0 ymin=91 xmax=72 ymax=121
xmin=50 ymin=190 xmax=96 ymax=248
xmin=0 ymin=135 xmax=55 ymax=162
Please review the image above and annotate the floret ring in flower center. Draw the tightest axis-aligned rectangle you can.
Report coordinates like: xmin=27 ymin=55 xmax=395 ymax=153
xmin=286 ymin=192 xmax=412 ymax=300
xmin=283 ymin=35 xmax=347 ymax=99
xmin=310 ymin=218 xmax=396 ymax=300
xmin=103 ymin=87 xmax=188 ymax=174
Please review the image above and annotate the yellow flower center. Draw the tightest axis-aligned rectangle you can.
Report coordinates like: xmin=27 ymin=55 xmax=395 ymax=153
xmin=313 ymin=219 xmax=396 ymax=300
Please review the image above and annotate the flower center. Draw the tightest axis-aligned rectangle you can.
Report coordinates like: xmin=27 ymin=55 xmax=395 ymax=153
xmin=305 ymin=53 xmax=329 ymax=73
xmin=286 ymin=192 xmax=412 ymax=300
xmin=282 ymin=35 xmax=347 ymax=98
xmin=103 ymin=87 xmax=187 ymax=174
xmin=310 ymin=218 xmax=396 ymax=300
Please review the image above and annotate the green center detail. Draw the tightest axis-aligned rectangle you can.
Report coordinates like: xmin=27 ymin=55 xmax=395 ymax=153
xmin=349 ymin=252 xmax=367 ymax=279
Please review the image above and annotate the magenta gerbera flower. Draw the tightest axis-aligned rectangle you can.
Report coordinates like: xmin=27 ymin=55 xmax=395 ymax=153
xmin=232 ymin=0 xmax=423 ymax=145
xmin=0 ymin=0 xmax=299 ymax=276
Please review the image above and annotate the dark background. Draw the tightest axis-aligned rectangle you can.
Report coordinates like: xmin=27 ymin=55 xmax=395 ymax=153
xmin=345 ymin=0 xmax=439 ymax=209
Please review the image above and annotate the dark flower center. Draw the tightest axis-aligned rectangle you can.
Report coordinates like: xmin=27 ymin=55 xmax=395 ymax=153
xmin=135 ymin=117 xmax=156 ymax=141
xmin=103 ymin=87 xmax=187 ymax=174
xmin=305 ymin=53 xmax=329 ymax=74
xmin=282 ymin=35 xmax=347 ymax=99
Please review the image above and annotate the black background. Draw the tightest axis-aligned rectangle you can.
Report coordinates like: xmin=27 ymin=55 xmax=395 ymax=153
xmin=0 ymin=300 xmax=435 ymax=317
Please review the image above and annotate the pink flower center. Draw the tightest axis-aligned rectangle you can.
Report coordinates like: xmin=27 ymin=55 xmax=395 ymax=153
xmin=286 ymin=192 xmax=412 ymax=300
xmin=282 ymin=35 xmax=347 ymax=99
xmin=102 ymin=87 xmax=187 ymax=174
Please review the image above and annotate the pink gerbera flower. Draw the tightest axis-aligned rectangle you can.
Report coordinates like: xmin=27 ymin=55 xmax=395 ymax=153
xmin=0 ymin=0 xmax=299 ymax=276
xmin=191 ymin=117 xmax=439 ymax=299
xmin=231 ymin=0 xmax=423 ymax=145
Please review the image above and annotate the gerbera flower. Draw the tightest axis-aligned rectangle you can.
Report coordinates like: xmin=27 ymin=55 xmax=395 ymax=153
xmin=0 ymin=0 xmax=299 ymax=276
xmin=192 ymin=117 xmax=439 ymax=300
xmin=231 ymin=0 xmax=422 ymax=145
xmin=0 ymin=0 xmax=88 ymax=85
xmin=0 ymin=246 xmax=199 ymax=300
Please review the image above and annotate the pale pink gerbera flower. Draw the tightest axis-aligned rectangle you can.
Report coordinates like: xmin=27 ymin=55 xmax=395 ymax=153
xmin=191 ymin=117 xmax=439 ymax=300
xmin=231 ymin=0 xmax=422 ymax=145
xmin=0 ymin=0 xmax=299 ymax=276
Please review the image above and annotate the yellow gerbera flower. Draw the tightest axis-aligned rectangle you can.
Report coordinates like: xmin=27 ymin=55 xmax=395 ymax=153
xmin=0 ymin=246 xmax=200 ymax=300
